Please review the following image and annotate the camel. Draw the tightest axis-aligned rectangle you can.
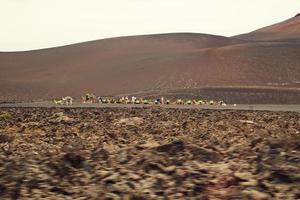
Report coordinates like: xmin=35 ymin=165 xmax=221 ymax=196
xmin=97 ymin=96 xmax=103 ymax=103
xmin=186 ymin=100 xmax=192 ymax=105
xmin=175 ymin=99 xmax=184 ymax=105
xmin=82 ymin=93 xmax=96 ymax=103
xmin=53 ymin=99 xmax=63 ymax=105
xmin=143 ymin=99 xmax=150 ymax=104
xmin=116 ymin=97 xmax=124 ymax=104
xmin=218 ymin=101 xmax=227 ymax=106
xmin=54 ymin=96 xmax=73 ymax=106
xmin=134 ymin=99 xmax=141 ymax=104
xmin=198 ymin=100 xmax=205 ymax=105
xmin=100 ymin=98 xmax=109 ymax=104
xmin=62 ymin=96 xmax=73 ymax=105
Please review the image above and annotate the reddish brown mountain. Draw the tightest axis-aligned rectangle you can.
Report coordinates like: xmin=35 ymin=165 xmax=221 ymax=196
xmin=0 ymin=18 xmax=300 ymax=103
xmin=235 ymin=14 xmax=300 ymax=41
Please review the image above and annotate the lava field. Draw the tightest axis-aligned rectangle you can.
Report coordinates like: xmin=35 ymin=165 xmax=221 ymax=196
xmin=0 ymin=107 xmax=299 ymax=199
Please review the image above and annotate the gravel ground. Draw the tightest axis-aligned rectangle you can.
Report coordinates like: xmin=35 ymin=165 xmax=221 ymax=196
xmin=0 ymin=107 xmax=299 ymax=199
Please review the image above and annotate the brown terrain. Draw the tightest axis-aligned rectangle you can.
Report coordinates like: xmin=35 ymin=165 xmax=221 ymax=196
xmin=0 ymin=107 xmax=299 ymax=199
xmin=0 ymin=15 xmax=300 ymax=103
xmin=235 ymin=14 xmax=300 ymax=42
xmin=1 ymin=13 xmax=300 ymax=200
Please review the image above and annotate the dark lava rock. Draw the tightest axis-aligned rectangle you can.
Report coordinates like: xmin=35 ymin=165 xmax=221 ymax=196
xmin=63 ymin=153 xmax=85 ymax=169
xmin=155 ymin=139 xmax=185 ymax=155
xmin=0 ymin=132 xmax=14 ymax=143
xmin=268 ymin=170 xmax=294 ymax=183
xmin=50 ymin=186 xmax=71 ymax=196
xmin=116 ymin=150 xmax=131 ymax=164
xmin=0 ymin=107 xmax=299 ymax=199
xmin=91 ymin=148 xmax=109 ymax=161
xmin=0 ymin=184 xmax=6 ymax=197
xmin=189 ymin=144 xmax=220 ymax=162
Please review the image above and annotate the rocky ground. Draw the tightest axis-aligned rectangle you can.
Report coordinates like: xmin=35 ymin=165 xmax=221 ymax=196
xmin=0 ymin=107 xmax=299 ymax=200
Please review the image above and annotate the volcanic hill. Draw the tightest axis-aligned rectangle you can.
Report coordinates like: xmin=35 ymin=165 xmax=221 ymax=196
xmin=235 ymin=14 xmax=300 ymax=42
xmin=0 ymin=16 xmax=300 ymax=103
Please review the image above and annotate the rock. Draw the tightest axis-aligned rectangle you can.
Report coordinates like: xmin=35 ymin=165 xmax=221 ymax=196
xmin=98 ymin=170 xmax=111 ymax=178
xmin=0 ymin=112 xmax=12 ymax=121
xmin=50 ymin=112 xmax=74 ymax=123
xmin=103 ymin=173 xmax=119 ymax=183
xmin=238 ymin=120 xmax=256 ymax=124
xmin=269 ymin=170 xmax=294 ymax=183
xmin=240 ymin=179 xmax=258 ymax=187
xmin=115 ymin=117 xmax=143 ymax=126
xmin=50 ymin=186 xmax=71 ymax=196
xmin=63 ymin=152 xmax=85 ymax=168
xmin=234 ymin=172 xmax=255 ymax=181
xmin=103 ymin=143 xmax=119 ymax=153
xmin=91 ymin=148 xmax=109 ymax=161
xmin=128 ymin=173 xmax=141 ymax=181
xmin=0 ymin=132 xmax=14 ymax=143
xmin=162 ymin=165 xmax=176 ymax=173
xmin=0 ymin=184 xmax=6 ymax=196
xmin=243 ymin=189 xmax=271 ymax=200
xmin=189 ymin=144 xmax=220 ymax=162
xmin=106 ymin=192 xmax=121 ymax=199
xmin=26 ymin=122 xmax=40 ymax=127
xmin=155 ymin=139 xmax=185 ymax=155
xmin=58 ymin=115 xmax=74 ymax=123
xmin=234 ymin=171 xmax=258 ymax=187
xmin=139 ymin=141 xmax=160 ymax=148
xmin=156 ymin=173 xmax=170 ymax=180
xmin=250 ymin=138 xmax=263 ymax=147
xmin=116 ymin=151 xmax=131 ymax=164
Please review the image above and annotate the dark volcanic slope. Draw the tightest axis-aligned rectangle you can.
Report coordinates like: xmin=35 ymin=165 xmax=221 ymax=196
xmin=0 ymin=20 xmax=300 ymax=102
xmin=234 ymin=14 xmax=300 ymax=42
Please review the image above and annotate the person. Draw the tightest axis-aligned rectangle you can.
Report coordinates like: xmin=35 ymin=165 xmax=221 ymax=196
xmin=161 ymin=96 xmax=165 ymax=104
xmin=125 ymin=96 xmax=129 ymax=104
xmin=155 ymin=97 xmax=160 ymax=104
xmin=131 ymin=96 xmax=136 ymax=103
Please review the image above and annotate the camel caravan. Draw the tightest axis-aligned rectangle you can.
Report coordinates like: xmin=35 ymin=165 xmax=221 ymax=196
xmin=54 ymin=93 xmax=227 ymax=106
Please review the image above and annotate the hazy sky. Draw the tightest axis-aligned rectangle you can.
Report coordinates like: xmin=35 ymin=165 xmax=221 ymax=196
xmin=1 ymin=0 xmax=300 ymax=51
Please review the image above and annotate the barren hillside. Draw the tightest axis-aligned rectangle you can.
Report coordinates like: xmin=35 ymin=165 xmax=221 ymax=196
xmin=0 ymin=18 xmax=299 ymax=103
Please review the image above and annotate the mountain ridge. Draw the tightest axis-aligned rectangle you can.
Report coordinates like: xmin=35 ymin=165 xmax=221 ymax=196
xmin=0 ymin=16 xmax=299 ymax=103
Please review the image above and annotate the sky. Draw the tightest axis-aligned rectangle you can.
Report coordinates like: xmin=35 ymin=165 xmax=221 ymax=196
xmin=1 ymin=0 xmax=300 ymax=51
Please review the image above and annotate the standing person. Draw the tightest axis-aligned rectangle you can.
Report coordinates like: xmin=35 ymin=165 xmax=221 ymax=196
xmin=155 ymin=97 xmax=160 ymax=104
xmin=131 ymin=96 xmax=136 ymax=103
xmin=161 ymin=96 xmax=165 ymax=104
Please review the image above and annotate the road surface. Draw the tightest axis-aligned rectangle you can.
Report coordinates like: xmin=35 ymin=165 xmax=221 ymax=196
xmin=0 ymin=101 xmax=300 ymax=112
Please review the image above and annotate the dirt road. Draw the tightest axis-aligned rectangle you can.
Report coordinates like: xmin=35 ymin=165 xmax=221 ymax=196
xmin=1 ymin=101 xmax=300 ymax=112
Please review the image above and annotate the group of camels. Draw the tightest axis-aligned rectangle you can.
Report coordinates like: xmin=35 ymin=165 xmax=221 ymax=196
xmin=54 ymin=93 xmax=227 ymax=106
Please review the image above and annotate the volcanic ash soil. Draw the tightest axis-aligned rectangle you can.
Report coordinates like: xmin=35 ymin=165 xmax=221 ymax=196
xmin=0 ymin=107 xmax=299 ymax=199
